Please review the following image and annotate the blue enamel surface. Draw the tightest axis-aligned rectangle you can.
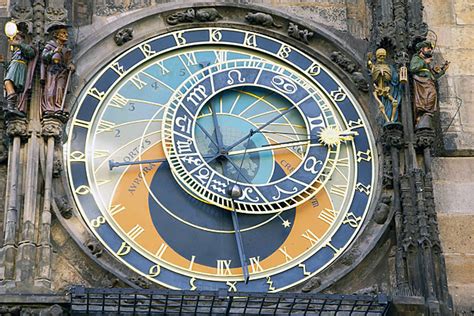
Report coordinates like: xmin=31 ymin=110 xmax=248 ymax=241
xmin=69 ymin=28 xmax=376 ymax=292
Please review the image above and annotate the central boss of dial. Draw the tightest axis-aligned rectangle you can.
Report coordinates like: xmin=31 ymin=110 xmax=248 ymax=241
xmin=162 ymin=59 xmax=340 ymax=213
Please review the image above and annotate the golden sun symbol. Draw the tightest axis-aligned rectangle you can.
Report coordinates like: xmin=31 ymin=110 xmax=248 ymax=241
xmin=318 ymin=126 xmax=355 ymax=147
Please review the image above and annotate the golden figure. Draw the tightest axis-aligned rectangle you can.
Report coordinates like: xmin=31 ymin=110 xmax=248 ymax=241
xmin=367 ymin=48 xmax=402 ymax=123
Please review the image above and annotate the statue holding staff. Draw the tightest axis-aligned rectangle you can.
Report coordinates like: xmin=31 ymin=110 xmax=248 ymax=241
xmin=41 ymin=24 xmax=74 ymax=118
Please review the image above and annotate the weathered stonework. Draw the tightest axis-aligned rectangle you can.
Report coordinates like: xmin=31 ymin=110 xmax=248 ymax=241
xmin=0 ymin=0 xmax=471 ymax=314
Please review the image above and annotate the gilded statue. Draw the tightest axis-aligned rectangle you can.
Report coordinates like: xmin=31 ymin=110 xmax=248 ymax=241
xmin=367 ymin=48 xmax=402 ymax=123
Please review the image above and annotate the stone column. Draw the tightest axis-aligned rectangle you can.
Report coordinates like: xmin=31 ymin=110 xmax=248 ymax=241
xmin=35 ymin=118 xmax=63 ymax=288
xmin=14 ymin=0 xmax=46 ymax=288
xmin=383 ymin=122 xmax=412 ymax=296
xmin=0 ymin=118 xmax=28 ymax=290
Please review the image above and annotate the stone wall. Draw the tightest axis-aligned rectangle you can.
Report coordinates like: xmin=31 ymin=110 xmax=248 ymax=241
xmin=85 ymin=0 xmax=370 ymax=40
xmin=424 ymin=0 xmax=474 ymax=312
xmin=424 ymin=0 xmax=474 ymax=153
xmin=432 ymin=158 xmax=474 ymax=312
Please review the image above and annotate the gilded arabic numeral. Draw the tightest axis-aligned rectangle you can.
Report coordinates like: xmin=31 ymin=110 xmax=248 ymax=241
xmin=249 ymin=256 xmax=264 ymax=273
xmin=356 ymin=183 xmax=372 ymax=195
xmin=90 ymin=216 xmax=106 ymax=228
xmin=74 ymin=119 xmax=91 ymax=129
xmin=356 ymin=150 xmax=372 ymax=162
xmin=266 ymin=276 xmax=276 ymax=291
xmin=306 ymin=62 xmax=321 ymax=76
xmin=330 ymin=87 xmax=347 ymax=102
xmin=277 ymin=45 xmax=292 ymax=59
xmin=75 ymin=185 xmax=91 ymax=195
xmin=244 ymin=33 xmax=257 ymax=47
xmin=189 ymin=277 xmax=197 ymax=291
xmin=325 ymin=240 xmax=341 ymax=255
xmin=110 ymin=61 xmax=125 ymax=76
xmin=70 ymin=151 xmax=86 ymax=162
xmin=140 ymin=43 xmax=156 ymax=58
xmin=217 ymin=259 xmax=232 ymax=275
xmin=318 ymin=208 xmax=339 ymax=225
xmin=298 ymin=263 xmax=311 ymax=276
xmin=210 ymin=29 xmax=222 ymax=42
xmin=226 ymin=281 xmax=237 ymax=292
xmin=348 ymin=119 xmax=364 ymax=129
xmin=148 ymin=264 xmax=161 ymax=277
xmin=343 ymin=212 xmax=362 ymax=228
xmin=88 ymin=87 xmax=106 ymax=100
xmin=173 ymin=31 xmax=186 ymax=46
xmin=116 ymin=242 xmax=131 ymax=256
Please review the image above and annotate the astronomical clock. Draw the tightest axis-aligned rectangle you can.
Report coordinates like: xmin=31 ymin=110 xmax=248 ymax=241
xmin=65 ymin=24 xmax=377 ymax=292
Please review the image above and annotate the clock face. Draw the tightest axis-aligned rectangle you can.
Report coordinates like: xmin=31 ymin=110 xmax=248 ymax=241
xmin=66 ymin=27 xmax=377 ymax=292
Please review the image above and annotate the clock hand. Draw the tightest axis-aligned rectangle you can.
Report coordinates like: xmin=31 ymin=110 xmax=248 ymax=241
xmin=227 ymin=185 xmax=250 ymax=284
xmin=109 ymin=157 xmax=168 ymax=170
xmin=205 ymin=129 xmax=255 ymax=165
xmin=195 ymin=119 xmax=220 ymax=150
xmin=223 ymin=156 xmax=253 ymax=184
xmin=109 ymin=153 xmax=215 ymax=170
xmin=227 ymin=138 xmax=322 ymax=157
xmin=223 ymin=105 xmax=298 ymax=152
xmin=219 ymin=133 xmax=253 ymax=283
xmin=256 ymin=130 xmax=358 ymax=138
xmin=210 ymin=101 xmax=225 ymax=151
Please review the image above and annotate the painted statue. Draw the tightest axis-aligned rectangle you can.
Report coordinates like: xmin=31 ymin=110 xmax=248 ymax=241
xmin=1 ymin=30 xmax=36 ymax=117
xmin=367 ymin=48 xmax=402 ymax=123
xmin=410 ymin=41 xmax=449 ymax=129
xmin=41 ymin=24 xmax=75 ymax=117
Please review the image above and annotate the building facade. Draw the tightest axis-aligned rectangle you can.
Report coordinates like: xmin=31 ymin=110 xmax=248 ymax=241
xmin=0 ymin=0 xmax=472 ymax=314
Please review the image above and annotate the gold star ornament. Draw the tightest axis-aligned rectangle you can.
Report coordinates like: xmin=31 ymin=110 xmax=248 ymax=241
xmin=318 ymin=126 xmax=358 ymax=147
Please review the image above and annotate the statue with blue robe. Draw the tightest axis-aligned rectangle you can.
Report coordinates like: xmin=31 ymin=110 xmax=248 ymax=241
xmin=367 ymin=48 xmax=402 ymax=124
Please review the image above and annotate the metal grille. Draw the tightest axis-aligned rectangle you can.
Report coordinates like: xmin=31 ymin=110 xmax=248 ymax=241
xmin=70 ymin=286 xmax=390 ymax=315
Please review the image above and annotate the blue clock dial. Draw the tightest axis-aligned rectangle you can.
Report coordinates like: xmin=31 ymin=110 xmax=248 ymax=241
xmin=66 ymin=28 xmax=377 ymax=292
xmin=161 ymin=58 xmax=339 ymax=213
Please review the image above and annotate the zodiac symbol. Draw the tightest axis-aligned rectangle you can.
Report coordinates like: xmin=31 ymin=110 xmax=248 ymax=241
xmin=227 ymin=70 xmax=246 ymax=85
